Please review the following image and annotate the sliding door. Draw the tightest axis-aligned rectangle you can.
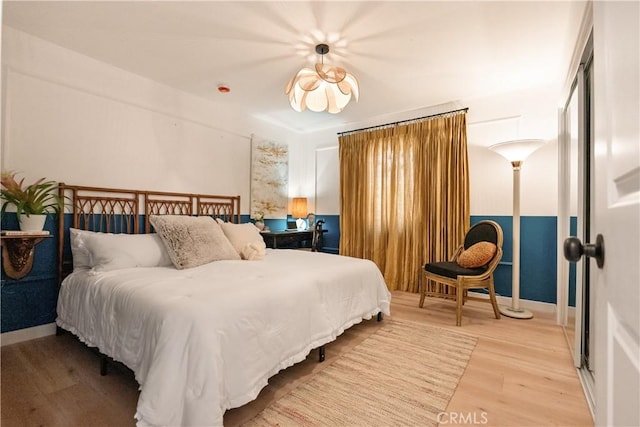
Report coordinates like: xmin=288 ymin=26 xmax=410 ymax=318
xmin=558 ymin=33 xmax=595 ymax=411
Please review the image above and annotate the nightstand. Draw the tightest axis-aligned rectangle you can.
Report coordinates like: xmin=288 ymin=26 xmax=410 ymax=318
xmin=1 ymin=233 xmax=52 ymax=280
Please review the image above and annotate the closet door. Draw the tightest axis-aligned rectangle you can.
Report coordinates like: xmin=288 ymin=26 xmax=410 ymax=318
xmin=559 ymin=35 xmax=595 ymax=410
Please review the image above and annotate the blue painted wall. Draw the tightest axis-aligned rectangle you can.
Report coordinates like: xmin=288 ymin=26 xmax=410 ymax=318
xmin=259 ymin=215 xmax=340 ymax=254
xmin=278 ymin=213 xmax=559 ymax=303
xmin=1 ymin=212 xmax=559 ymax=333
xmin=1 ymin=214 xmax=59 ymax=333
xmin=471 ymin=216 xmax=558 ymax=304
xmin=268 ymin=214 xmax=559 ymax=303
xmin=312 ymin=215 xmax=340 ymax=254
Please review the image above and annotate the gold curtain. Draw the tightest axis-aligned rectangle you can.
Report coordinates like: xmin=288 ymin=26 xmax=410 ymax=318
xmin=339 ymin=112 xmax=470 ymax=292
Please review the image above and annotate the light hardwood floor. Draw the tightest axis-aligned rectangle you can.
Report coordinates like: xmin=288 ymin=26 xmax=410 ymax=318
xmin=1 ymin=291 xmax=593 ymax=426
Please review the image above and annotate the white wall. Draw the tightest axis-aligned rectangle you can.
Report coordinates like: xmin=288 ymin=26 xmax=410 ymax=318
xmin=1 ymin=26 xmax=561 ymax=219
xmin=314 ymin=146 xmax=340 ymax=215
xmin=1 ymin=27 xmax=295 ymax=214
xmin=292 ymin=94 xmax=560 ymax=218
xmin=468 ymin=141 xmax=558 ymax=216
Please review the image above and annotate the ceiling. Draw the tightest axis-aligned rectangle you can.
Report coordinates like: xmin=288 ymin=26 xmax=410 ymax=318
xmin=2 ymin=1 xmax=586 ymax=134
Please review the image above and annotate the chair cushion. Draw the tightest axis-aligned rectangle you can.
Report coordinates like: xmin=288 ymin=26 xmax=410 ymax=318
xmin=424 ymin=261 xmax=488 ymax=279
xmin=457 ymin=241 xmax=497 ymax=268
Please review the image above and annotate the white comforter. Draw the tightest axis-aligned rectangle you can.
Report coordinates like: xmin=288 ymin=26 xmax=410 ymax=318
xmin=56 ymin=249 xmax=391 ymax=426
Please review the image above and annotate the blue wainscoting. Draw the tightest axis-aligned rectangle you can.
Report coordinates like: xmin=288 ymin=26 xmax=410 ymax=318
xmin=259 ymin=215 xmax=340 ymax=254
xmin=261 ymin=214 xmax=559 ymax=303
xmin=313 ymin=215 xmax=340 ymax=254
xmin=1 ymin=214 xmax=59 ymax=333
xmin=471 ymin=215 xmax=558 ymax=304
xmin=1 ymin=212 xmax=561 ymax=333
xmin=281 ymin=214 xmax=559 ymax=303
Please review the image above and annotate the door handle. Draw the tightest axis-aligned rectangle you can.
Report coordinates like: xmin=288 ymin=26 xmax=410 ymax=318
xmin=563 ymin=234 xmax=605 ymax=269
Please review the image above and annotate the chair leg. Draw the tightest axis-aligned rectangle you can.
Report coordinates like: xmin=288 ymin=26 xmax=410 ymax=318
xmin=455 ymin=283 xmax=464 ymax=326
xmin=488 ymin=277 xmax=501 ymax=319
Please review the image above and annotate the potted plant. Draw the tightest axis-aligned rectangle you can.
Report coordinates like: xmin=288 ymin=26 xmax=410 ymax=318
xmin=1 ymin=171 xmax=63 ymax=231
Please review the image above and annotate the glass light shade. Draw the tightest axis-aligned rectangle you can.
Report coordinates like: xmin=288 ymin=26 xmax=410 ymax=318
xmin=291 ymin=197 xmax=308 ymax=218
xmin=285 ymin=64 xmax=359 ymax=114
xmin=489 ymin=139 xmax=546 ymax=162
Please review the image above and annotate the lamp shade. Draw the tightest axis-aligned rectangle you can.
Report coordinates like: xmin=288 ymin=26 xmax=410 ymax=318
xmin=285 ymin=43 xmax=359 ymax=114
xmin=285 ymin=66 xmax=359 ymax=113
xmin=489 ymin=139 xmax=546 ymax=162
xmin=291 ymin=197 xmax=308 ymax=218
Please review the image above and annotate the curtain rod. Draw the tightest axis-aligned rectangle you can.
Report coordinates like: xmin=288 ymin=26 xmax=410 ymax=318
xmin=337 ymin=107 xmax=469 ymax=136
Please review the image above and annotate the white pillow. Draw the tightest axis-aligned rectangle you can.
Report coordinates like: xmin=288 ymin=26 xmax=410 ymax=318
xmin=69 ymin=228 xmax=172 ymax=272
xmin=69 ymin=228 xmax=93 ymax=270
xmin=216 ymin=221 xmax=266 ymax=258
xmin=150 ymin=215 xmax=240 ymax=269
xmin=84 ymin=232 xmax=173 ymax=273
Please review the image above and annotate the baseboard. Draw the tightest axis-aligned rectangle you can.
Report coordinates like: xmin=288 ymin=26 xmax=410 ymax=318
xmin=468 ymin=291 xmax=557 ymax=314
xmin=1 ymin=322 xmax=57 ymax=346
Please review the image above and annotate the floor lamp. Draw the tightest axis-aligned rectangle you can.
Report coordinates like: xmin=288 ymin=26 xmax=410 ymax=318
xmin=489 ymin=139 xmax=546 ymax=319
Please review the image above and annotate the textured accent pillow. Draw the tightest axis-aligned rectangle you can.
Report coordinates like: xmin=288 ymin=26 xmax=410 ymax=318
xmin=216 ymin=221 xmax=266 ymax=259
xmin=240 ymin=242 xmax=267 ymax=261
xmin=150 ymin=215 xmax=240 ymax=269
xmin=457 ymin=241 xmax=497 ymax=268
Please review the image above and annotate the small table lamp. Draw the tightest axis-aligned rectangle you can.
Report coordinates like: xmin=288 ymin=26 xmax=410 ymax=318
xmin=489 ymin=139 xmax=546 ymax=319
xmin=292 ymin=197 xmax=308 ymax=231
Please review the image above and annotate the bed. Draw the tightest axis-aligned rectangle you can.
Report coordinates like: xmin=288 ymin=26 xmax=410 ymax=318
xmin=55 ymin=184 xmax=392 ymax=426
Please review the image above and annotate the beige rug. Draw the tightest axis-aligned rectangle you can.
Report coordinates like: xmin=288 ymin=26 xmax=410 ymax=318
xmin=243 ymin=319 xmax=477 ymax=426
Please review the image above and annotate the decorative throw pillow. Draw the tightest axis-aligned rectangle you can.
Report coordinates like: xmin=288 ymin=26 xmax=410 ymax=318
xmin=457 ymin=241 xmax=497 ymax=268
xmin=150 ymin=215 xmax=240 ymax=269
xmin=241 ymin=242 xmax=267 ymax=261
xmin=216 ymin=221 xmax=266 ymax=259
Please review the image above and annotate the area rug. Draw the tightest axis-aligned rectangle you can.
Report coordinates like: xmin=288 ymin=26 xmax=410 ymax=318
xmin=242 ymin=319 xmax=477 ymax=426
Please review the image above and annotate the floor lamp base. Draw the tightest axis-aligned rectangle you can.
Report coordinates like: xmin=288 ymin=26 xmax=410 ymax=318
xmin=499 ymin=305 xmax=534 ymax=319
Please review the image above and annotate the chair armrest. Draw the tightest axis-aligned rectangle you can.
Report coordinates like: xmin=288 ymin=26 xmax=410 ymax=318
xmin=449 ymin=245 xmax=464 ymax=262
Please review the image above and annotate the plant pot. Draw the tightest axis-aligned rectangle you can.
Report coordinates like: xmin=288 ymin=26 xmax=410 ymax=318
xmin=254 ymin=221 xmax=265 ymax=231
xmin=18 ymin=214 xmax=47 ymax=231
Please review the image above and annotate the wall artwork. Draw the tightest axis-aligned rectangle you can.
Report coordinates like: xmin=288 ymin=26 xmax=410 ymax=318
xmin=250 ymin=135 xmax=288 ymax=219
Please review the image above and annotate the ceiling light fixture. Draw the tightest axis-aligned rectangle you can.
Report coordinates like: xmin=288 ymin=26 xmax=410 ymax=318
xmin=285 ymin=43 xmax=359 ymax=114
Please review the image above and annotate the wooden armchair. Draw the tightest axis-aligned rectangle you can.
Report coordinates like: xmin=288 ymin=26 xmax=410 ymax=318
xmin=419 ymin=220 xmax=503 ymax=326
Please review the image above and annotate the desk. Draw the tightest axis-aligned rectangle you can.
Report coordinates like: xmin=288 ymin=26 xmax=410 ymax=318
xmin=260 ymin=229 xmax=327 ymax=251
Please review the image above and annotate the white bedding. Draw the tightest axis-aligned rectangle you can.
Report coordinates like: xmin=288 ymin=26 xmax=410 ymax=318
xmin=56 ymin=249 xmax=391 ymax=426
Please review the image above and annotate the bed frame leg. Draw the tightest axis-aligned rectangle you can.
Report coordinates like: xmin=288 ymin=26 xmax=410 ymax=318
xmin=318 ymin=346 xmax=325 ymax=363
xmin=100 ymin=355 xmax=108 ymax=376
xmin=377 ymin=312 xmax=383 ymax=322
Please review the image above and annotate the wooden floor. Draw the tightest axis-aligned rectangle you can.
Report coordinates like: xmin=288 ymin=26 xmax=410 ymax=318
xmin=1 ymin=291 xmax=593 ymax=426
